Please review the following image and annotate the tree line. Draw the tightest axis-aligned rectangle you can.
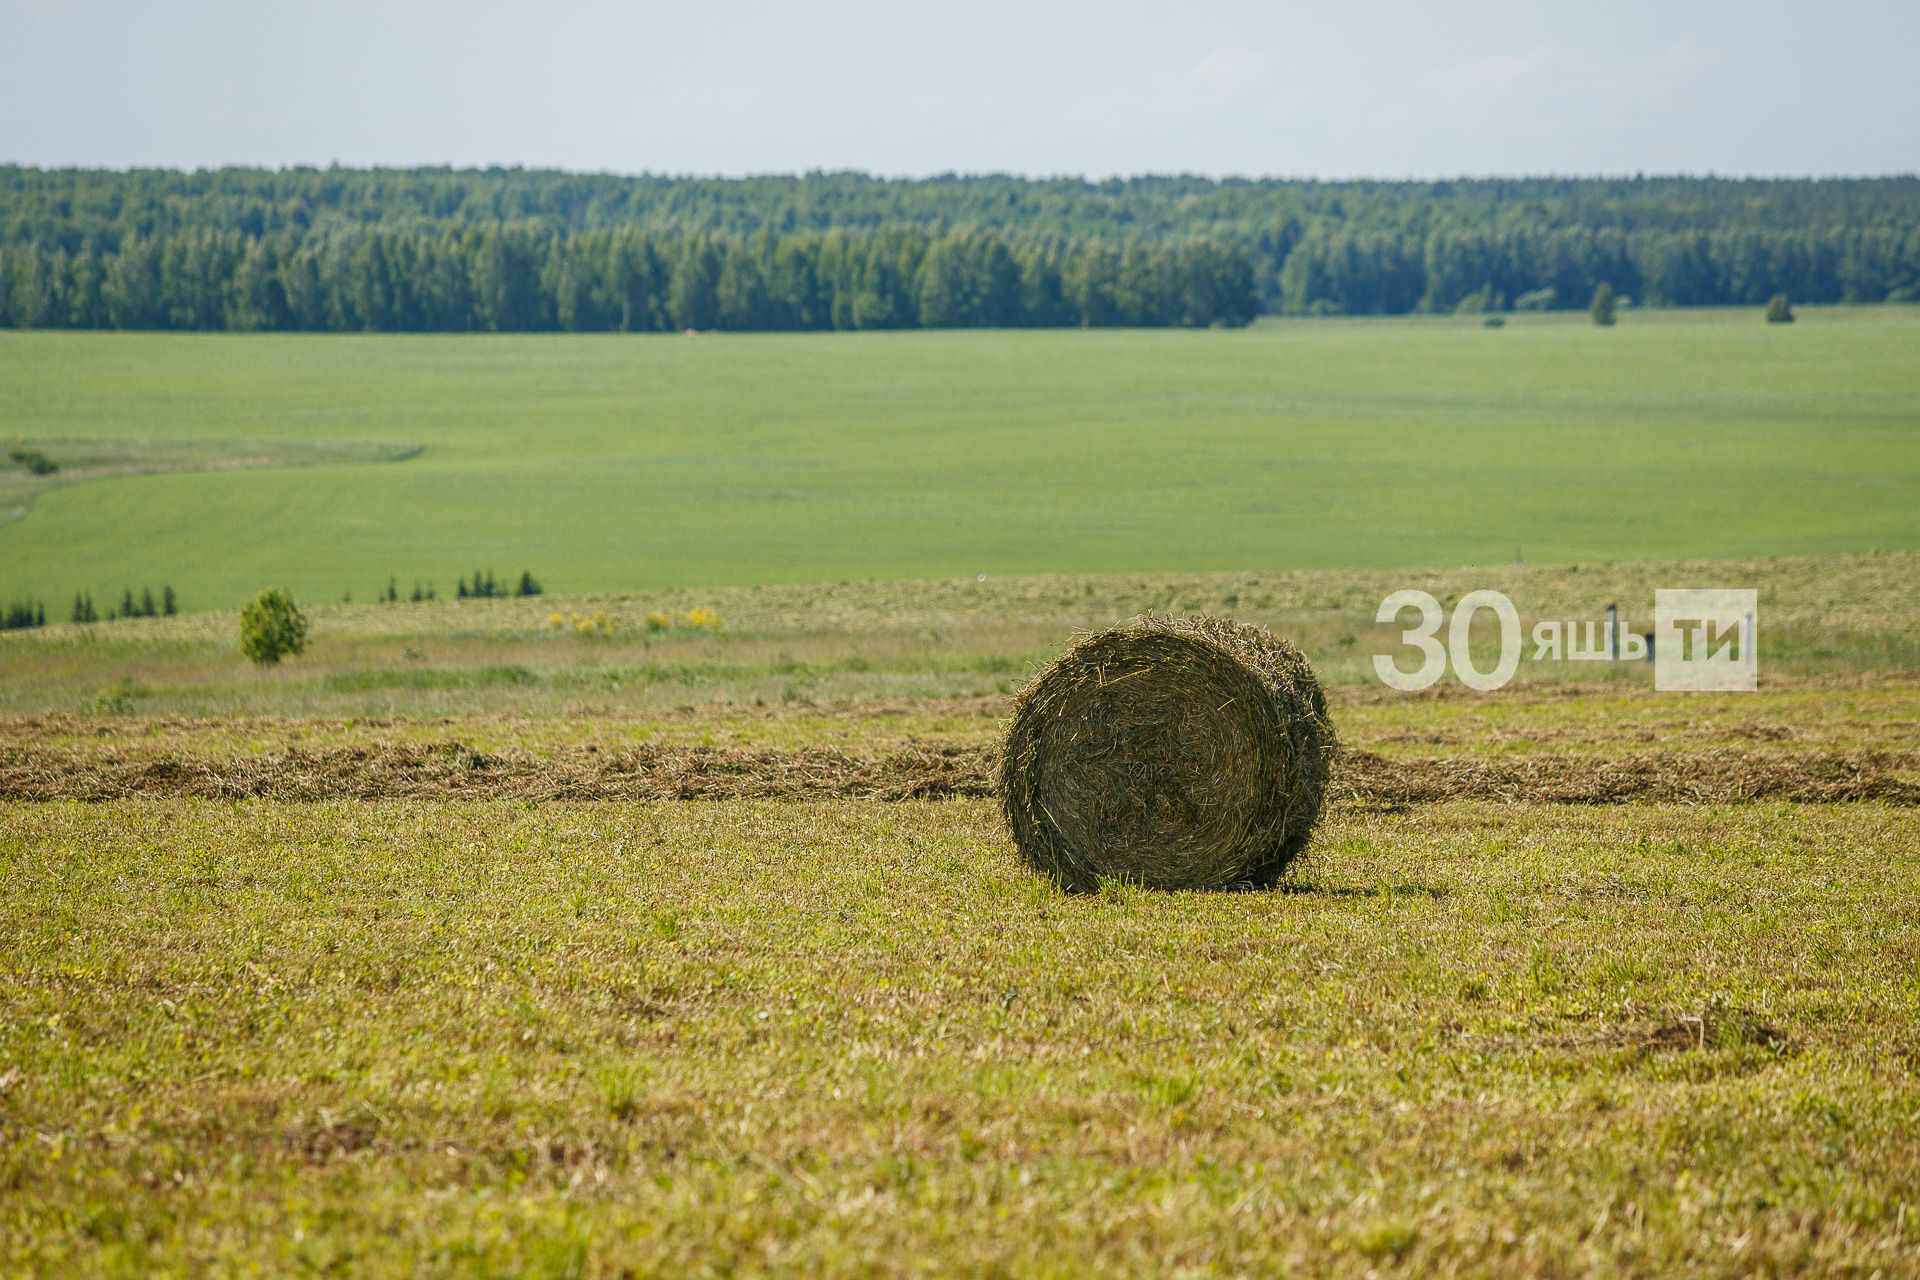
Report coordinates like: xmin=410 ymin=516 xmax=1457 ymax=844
xmin=0 ymin=225 xmax=1260 ymax=331
xmin=2 ymin=584 xmax=179 ymax=630
xmin=1273 ymin=223 xmax=1920 ymax=314
xmin=7 ymin=167 xmax=1917 ymax=249
xmin=351 ymin=568 xmax=544 ymax=601
xmin=1 ymin=167 xmax=1916 ymax=319
xmin=1 ymin=568 xmax=544 ymax=629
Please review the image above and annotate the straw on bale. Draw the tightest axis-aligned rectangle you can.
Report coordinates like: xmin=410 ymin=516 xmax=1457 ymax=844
xmin=999 ymin=615 xmax=1335 ymax=892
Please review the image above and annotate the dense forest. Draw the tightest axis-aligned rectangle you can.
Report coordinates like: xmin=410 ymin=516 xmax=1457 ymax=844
xmin=1 ymin=167 xmax=1916 ymax=329
xmin=0 ymin=225 xmax=1258 ymax=332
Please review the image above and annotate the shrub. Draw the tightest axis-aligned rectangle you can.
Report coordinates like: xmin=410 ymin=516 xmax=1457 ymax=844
xmin=681 ymin=607 xmax=723 ymax=631
xmin=1589 ymin=283 xmax=1616 ymax=326
xmin=644 ymin=612 xmax=671 ymax=633
xmin=1514 ymin=286 xmax=1558 ymax=311
xmin=92 ymin=679 xmax=142 ymax=715
xmin=1766 ymin=293 xmax=1795 ymax=323
xmin=238 ymin=588 xmax=309 ymax=665
xmin=8 ymin=448 xmax=57 ymax=475
xmin=516 ymin=570 xmax=543 ymax=597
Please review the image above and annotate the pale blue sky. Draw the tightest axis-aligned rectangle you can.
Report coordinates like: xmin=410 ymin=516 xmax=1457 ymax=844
xmin=3 ymin=0 xmax=1915 ymax=178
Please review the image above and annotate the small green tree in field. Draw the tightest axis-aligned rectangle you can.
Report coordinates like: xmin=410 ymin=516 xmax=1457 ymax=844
xmin=1589 ymin=282 xmax=1616 ymax=326
xmin=1766 ymin=293 xmax=1794 ymax=323
xmin=239 ymin=588 xmax=308 ymax=665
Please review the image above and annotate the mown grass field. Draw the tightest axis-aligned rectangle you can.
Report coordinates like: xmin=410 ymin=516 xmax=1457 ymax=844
xmin=6 ymin=794 xmax=1919 ymax=1276
xmin=4 ymin=550 xmax=1919 ymax=1276
xmin=3 ymin=305 xmax=1918 ymax=611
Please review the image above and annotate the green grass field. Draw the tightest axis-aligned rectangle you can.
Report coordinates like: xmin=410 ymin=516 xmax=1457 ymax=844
xmin=4 ymin=305 xmax=1918 ymax=611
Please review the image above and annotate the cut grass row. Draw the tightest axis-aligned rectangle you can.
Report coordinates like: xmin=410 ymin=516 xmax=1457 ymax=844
xmin=7 ymin=676 xmax=1918 ymax=765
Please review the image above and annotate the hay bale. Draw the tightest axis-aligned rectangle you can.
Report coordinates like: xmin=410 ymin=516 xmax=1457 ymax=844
xmin=998 ymin=615 xmax=1335 ymax=891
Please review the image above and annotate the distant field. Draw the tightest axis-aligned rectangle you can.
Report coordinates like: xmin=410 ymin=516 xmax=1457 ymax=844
xmin=3 ymin=305 xmax=1917 ymax=611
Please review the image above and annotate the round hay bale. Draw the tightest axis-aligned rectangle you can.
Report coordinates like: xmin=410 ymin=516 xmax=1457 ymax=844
xmin=998 ymin=615 xmax=1335 ymax=892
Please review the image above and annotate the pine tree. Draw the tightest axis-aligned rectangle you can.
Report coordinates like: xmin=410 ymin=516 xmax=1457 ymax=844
xmin=139 ymin=586 xmax=156 ymax=617
xmin=121 ymin=587 xmax=136 ymax=619
xmin=162 ymin=585 xmax=177 ymax=615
